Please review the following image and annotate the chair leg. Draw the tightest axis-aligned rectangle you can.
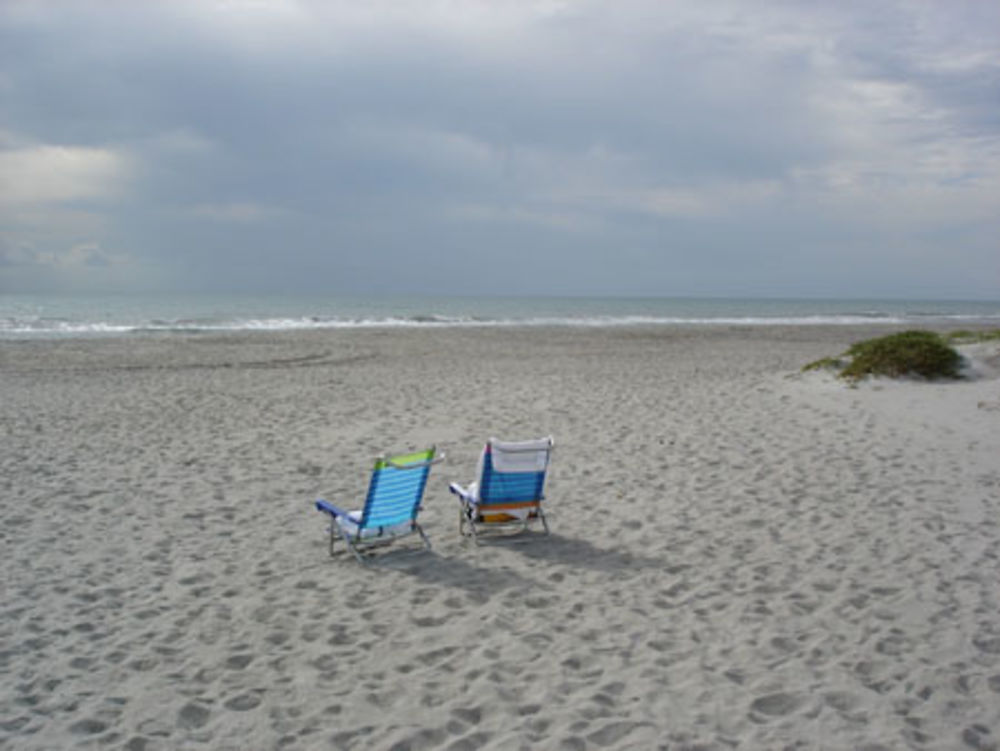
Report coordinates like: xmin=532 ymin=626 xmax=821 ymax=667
xmin=337 ymin=526 xmax=367 ymax=565
xmin=346 ymin=542 xmax=367 ymax=565
xmin=415 ymin=523 xmax=432 ymax=550
xmin=538 ymin=509 xmax=550 ymax=535
xmin=459 ymin=504 xmax=478 ymax=538
xmin=326 ymin=516 xmax=345 ymax=558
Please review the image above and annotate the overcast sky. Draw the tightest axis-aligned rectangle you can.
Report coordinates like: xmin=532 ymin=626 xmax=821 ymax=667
xmin=1 ymin=1 xmax=998 ymax=298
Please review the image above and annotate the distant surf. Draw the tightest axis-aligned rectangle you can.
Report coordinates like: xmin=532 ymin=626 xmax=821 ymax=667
xmin=2 ymin=294 xmax=998 ymax=338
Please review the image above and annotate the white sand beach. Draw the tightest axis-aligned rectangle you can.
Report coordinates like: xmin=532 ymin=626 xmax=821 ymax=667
xmin=2 ymin=325 xmax=999 ymax=750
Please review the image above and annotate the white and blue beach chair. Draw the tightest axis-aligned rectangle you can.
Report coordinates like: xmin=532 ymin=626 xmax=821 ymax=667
xmin=315 ymin=447 xmax=442 ymax=564
xmin=449 ymin=437 xmax=554 ymax=542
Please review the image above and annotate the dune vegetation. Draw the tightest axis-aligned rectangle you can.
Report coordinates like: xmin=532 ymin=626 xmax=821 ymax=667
xmin=943 ymin=329 xmax=1000 ymax=344
xmin=802 ymin=329 xmax=979 ymax=381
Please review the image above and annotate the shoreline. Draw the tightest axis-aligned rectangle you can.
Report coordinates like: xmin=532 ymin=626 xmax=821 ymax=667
xmin=3 ymin=292 xmax=999 ymax=339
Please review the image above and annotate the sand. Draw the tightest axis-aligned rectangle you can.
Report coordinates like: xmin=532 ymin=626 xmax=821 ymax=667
xmin=2 ymin=325 xmax=999 ymax=750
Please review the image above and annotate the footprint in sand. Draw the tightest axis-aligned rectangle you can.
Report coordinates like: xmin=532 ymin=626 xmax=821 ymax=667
xmin=450 ymin=706 xmax=483 ymax=728
xmin=973 ymin=635 xmax=1000 ymax=655
xmin=68 ymin=718 xmax=108 ymax=735
xmin=962 ymin=724 xmax=996 ymax=750
xmin=224 ymin=692 xmax=262 ymax=711
xmin=419 ymin=646 xmax=459 ymax=666
xmin=875 ymin=629 xmax=913 ymax=657
xmin=824 ymin=691 xmax=867 ymax=721
xmin=445 ymin=731 xmax=493 ymax=750
xmin=749 ymin=692 xmax=805 ymax=722
xmin=387 ymin=727 xmax=448 ymax=750
xmin=524 ymin=596 xmax=552 ymax=609
xmin=411 ymin=614 xmax=449 ymax=628
xmin=127 ymin=656 xmax=158 ymax=672
xmin=586 ymin=721 xmax=653 ymax=747
xmin=409 ymin=587 xmax=437 ymax=606
xmin=225 ymin=653 xmax=254 ymax=670
xmin=177 ymin=702 xmax=210 ymax=730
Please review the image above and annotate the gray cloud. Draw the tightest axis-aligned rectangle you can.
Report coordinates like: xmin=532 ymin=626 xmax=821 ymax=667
xmin=2 ymin=0 xmax=998 ymax=297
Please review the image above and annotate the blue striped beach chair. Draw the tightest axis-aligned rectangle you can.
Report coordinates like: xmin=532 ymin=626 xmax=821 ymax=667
xmin=449 ymin=437 xmax=554 ymax=542
xmin=315 ymin=447 xmax=442 ymax=563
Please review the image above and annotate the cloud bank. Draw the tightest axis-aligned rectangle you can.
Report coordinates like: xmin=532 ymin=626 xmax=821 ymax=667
xmin=2 ymin=0 xmax=998 ymax=297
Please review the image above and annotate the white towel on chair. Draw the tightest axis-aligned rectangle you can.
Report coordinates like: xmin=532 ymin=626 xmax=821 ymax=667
xmin=489 ymin=437 xmax=552 ymax=473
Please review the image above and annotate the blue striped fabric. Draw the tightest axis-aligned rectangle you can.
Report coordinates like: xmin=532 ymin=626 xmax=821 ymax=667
xmin=480 ymin=453 xmax=546 ymax=504
xmin=361 ymin=463 xmax=430 ymax=527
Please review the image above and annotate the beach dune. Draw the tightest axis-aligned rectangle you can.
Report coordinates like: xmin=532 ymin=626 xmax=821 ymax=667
xmin=2 ymin=325 xmax=999 ymax=749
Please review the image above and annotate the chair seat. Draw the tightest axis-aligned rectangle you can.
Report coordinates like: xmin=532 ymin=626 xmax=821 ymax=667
xmin=478 ymin=510 xmax=535 ymax=523
xmin=337 ymin=510 xmax=414 ymax=540
xmin=473 ymin=502 xmax=539 ymax=522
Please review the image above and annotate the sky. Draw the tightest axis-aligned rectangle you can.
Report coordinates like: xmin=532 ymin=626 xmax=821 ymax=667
xmin=1 ymin=0 xmax=998 ymax=299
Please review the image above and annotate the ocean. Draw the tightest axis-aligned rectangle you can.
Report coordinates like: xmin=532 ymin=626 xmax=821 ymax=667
xmin=2 ymin=293 xmax=999 ymax=338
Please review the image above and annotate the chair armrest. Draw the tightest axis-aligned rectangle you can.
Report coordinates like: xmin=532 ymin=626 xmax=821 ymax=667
xmin=449 ymin=482 xmax=474 ymax=504
xmin=315 ymin=499 xmax=348 ymax=517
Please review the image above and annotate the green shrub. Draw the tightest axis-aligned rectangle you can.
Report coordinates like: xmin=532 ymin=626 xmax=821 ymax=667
xmin=944 ymin=329 xmax=1000 ymax=344
xmin=801 ymin=356 xmax=844 ymax=373
xmin=840 ymin=330 xmax=962 ymax=380
xmin=801 ymin=329 xmax=1000 ymax=381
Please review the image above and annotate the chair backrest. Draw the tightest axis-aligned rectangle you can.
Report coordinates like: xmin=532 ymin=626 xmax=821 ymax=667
xmin=360 ymin=447 xmax=436 ymax=528
xmin=478 ymin=437 xmax=553 ymax=505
